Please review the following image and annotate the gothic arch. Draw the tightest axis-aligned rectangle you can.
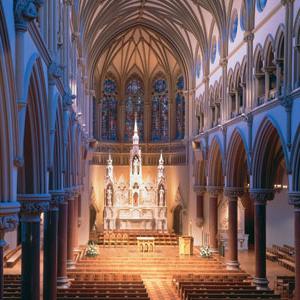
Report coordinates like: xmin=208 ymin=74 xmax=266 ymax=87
xmin=291 ymin=125 xmax=300 ymax=191
xmin=0 ymin=3 xmax=19 ymax=201
xmin=207 ymin=136 xmax=224 ymax=187
xmin=17 ymin=58 xmax=49 ymax=194
xmin=252 ymin=117 xmax=289 ymax=189
xmin=226 ymin=129 xmax=250 ymax=188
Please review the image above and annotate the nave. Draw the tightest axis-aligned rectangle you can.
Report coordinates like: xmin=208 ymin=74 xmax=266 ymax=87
xmin=3 ymin=242 xmax=292 ymax=300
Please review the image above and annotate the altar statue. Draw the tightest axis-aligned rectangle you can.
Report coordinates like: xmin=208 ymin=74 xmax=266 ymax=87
xmin=159 ymin=186 xmax=165 ymax=206
xmin=106 ymin=186 xmax=113 ymax=206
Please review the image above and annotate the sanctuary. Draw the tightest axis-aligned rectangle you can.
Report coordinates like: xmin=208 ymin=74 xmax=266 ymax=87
xmin=103 ymin=118 xmax=167 ymax=231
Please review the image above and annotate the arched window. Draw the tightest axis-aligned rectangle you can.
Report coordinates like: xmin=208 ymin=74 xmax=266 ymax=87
xmin=101 ymin=78 xmax=118 ymax=141
xmin=151 ymin=77 xmax=168 ymax=141
xmin=124 ymin=76 xmax=144 ymax=141
xmin=175 ymin=75 xmax=185 ymax=140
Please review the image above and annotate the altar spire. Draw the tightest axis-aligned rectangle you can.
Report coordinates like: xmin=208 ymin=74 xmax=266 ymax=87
xmin=133 ymin=114 xmax=139 ymax=146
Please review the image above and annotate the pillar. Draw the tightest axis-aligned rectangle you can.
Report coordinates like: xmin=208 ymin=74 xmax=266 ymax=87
xmin=244 ymin=31 xmax=254 ymax=110
xmin=57 ymin=194 xmax=69 ymax=287
xmin=194 ymin=185 xmax=206 ymax=226
xmin=289 ymin=192 xmax=300 ymax=300
xmin=73 ymin=193 xmax=79 ymax=249
xmin=67 ymin=191 xmax=75 ymax=269
xmin=224 ymin=188 xmax=244 ymax=270
xmin=207 ymin=187 xmax=222 ymax=251
xmin=18 ymin=194 xmax=50 ymax=300
xmin=44 ymin=191 xmax=63 ymax=300
xmin=250 ymin=189 xmax=274 ymax=290
xmin=0 ymin=203 xmax=20 ymax=299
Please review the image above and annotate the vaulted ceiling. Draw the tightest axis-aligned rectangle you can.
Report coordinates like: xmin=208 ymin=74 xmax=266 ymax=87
xmin=74 ymin=0 xmax=252 ymax=90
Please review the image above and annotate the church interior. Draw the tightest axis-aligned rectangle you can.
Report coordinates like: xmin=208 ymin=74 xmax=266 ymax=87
xmin=0 ymin=0 xmax=300 ymax=299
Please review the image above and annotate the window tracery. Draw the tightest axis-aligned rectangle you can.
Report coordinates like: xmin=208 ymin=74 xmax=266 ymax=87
xmin=175 ymin=75 xmax=185 ymax=140
xmin=101 ymin=78 xmax=118 ymax=141
xmin=151 ymin=78 xmax=169 ymax=142
xmin=124 ymin=77 xmax=144 ymax=142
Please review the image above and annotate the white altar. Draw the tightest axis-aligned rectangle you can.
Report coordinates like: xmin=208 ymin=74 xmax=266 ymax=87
xmin=103 ymin=118 xmax=167 ymax=231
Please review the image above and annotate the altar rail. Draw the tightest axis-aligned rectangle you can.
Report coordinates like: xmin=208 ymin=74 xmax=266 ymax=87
xmin=90 ymin=141 xmax=187 ymax=166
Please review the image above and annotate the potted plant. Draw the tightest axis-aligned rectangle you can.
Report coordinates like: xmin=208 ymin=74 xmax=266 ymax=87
xmin=86 ymin=241 xmax=99 ymax=257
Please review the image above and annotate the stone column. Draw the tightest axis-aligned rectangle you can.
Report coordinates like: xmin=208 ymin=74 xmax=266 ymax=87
xmin=224 ymin=188 xmax=244 ymax=270
xmin=193 ymin=185 xmax=206 ymax=226
xmin=66 ymin=190 xmax=75 ymax=269
xmin=18 ymin=194 xmax=50 ymax=300
xmin=73 ymin=192 xmax=79 ymax=249
xmin=220 ymin=58 xmax=228 ymax=121
xmin=43 ymin=191 xmax=63 ymax=300
xmin=0 ymin=202 xmax=20 ymax=299
xmin=289 ymin=192 xmax=300 ymax=300
xmin=57 ymin=194 xmax=69 ymax=288
xmin=250 ymin=189 xmax=274 ymax=290
xmin=244 ymin=31 xmax=254 ymax=110
xmin=207 ymin=187 xmax=222 ymax=251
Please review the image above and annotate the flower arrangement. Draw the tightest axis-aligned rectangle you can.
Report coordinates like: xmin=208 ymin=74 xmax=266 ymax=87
xmin=86 ymin=241 xmax=99 ymax=257
xmin=199 ymin=245 xmax=212 ymax=258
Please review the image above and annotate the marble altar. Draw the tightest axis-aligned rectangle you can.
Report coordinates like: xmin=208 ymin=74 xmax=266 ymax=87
xmin=103 ymin=118 xmax=167 ymax=231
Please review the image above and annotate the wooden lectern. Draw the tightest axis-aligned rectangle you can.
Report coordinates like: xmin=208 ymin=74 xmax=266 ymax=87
xmin=179 ymin=236 xmax=194 ymax=255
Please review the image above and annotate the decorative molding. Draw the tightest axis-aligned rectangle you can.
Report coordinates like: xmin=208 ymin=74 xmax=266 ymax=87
xmin=18 ymin=194 xmax=50 ymax=221
xmin=207 ymin=186 xmax=223 ymax=197
xmin=250 ymin=189 xmax=275 ymax=205
xmin=49 ymin=62 xmax=63 ymax=79
xmin=63 ymin=92 xmax=75 ymax=110
xmin=193 ymin=185 xmax=206 ymax=194
xmin=50 ymin=190 xmax=65 ymax=209
xmin=14 ymin=0 xmax=43 ymax=31
xmin=288 ymin=192 xmax=300 ymax=207
xmin=224 ymin=187 xmax=244 ymax=198
xmin=0 ymin=202 xmax=21 ymax=234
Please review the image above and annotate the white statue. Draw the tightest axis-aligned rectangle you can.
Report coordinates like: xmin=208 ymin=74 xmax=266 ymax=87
xmin=106 ymin=186 xmax=113 ymax=206
xmin=159 ymin=186 xmax=165 ymax=206
xmin=133 ymin=157 xmax=139 ymax=174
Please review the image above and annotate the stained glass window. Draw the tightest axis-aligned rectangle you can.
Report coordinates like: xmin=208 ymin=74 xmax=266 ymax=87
xmin=230 ymin=10 xmax=238 ymax=42
xmin=211 ymin=36 xmax=217 ymax=64
xmin=257 ymin=0 xmax=267 ymax=12
xmin=101 ymin=78 xmax=118 ymax=141
xmin=124 ymin=77 xmax=144 ymax=141
xmin=175 ymin=76 xmax=185 ymax=140
xmin=151 ymin=78 xmax=168 ymax=141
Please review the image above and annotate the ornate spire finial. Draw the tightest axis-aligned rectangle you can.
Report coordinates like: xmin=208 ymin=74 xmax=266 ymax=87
xmin=133 ymin=113 xmax=139 ymax=145
xmin=159 ymin=151 xmax=164 ymax=165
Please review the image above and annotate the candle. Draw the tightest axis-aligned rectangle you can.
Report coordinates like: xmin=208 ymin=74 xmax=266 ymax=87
xmin=189 ymin=221 xmax=192 ymax=236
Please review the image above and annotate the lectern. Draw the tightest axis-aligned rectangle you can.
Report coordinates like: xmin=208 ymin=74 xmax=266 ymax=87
xmin=179 ymin=236 xmax=194 ymax=255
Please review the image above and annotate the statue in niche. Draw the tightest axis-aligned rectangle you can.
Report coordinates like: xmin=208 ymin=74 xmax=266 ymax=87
xmin=159 ymin=186 xmax=165 ymax=206
xmin=106 ymin=186 xmax=113 ymax=206
xmin=133 ymin=156 xmax=139 ymax=174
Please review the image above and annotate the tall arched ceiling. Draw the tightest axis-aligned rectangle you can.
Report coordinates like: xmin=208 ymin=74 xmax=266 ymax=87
xmin=94 ymin=26 xmax=182 ymax=91
xmin=76 ymin=0 xmax=246 ymax=89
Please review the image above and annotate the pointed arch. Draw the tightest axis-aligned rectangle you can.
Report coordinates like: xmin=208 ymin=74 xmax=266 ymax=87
xmin=226 ymin=129 xmax=250 ymax=188
xmin=207 ymin=136 xmax=224 ymax=187
xmin=252 ymin=117 xmax=290 ymax=189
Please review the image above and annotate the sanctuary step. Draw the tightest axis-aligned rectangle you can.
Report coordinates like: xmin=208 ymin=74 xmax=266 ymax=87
xmin=90 ymin=230 xmax=179 ymax=246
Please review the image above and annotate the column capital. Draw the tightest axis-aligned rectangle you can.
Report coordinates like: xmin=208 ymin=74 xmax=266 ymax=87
xmin=193 ymin=185 xmax=206 ymax=195
xmin=50 ymin=190 xmax=65 ymax=209
xmin=243 ymin=31 xmax=254 ymax=42
xmin=48 ymin=62 xmax=63 ymax=80
xmin=219 ymin=57 xmax=228 ymax=67
xmin=14 ymin=0 xmax=43 ymax=31
xmin=0 ymin=202 xmax=20 ymax=236
xmin=207 ymin=186 xmax=223 ymax=197
xmin=224 ymin=187 xmax=244 ymax=199
xmin=281 ymin=0 xmax=295 ymax=5
xmin=18 ymin=194 xmax=50 ymax=221
xmin=288 ymin=191 xmax=300 ymax=209
xmin=250 ymin=188 xmax=274 ymax=205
